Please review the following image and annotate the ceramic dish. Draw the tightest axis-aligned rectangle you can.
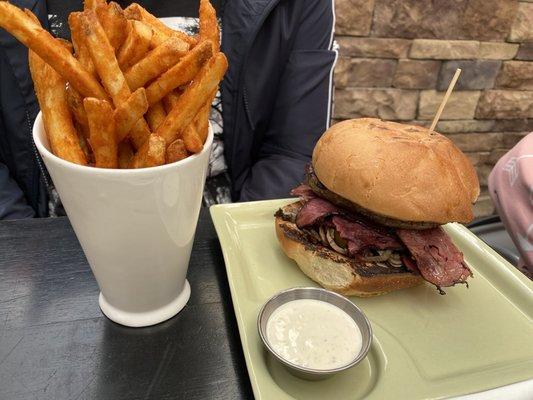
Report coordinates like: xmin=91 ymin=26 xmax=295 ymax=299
xmin=210 ymin=199 xmax=533 ymax=400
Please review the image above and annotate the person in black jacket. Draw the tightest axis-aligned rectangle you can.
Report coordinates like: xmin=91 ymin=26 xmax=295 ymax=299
xmin=0 ymin=0 xmax=337 ymax=217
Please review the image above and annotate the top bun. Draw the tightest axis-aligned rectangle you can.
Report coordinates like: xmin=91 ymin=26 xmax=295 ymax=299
xmin=312 ymin=118 xmax=480 ymax=224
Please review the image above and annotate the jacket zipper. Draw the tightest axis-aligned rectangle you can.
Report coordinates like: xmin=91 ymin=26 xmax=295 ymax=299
xmin=242 ymin=86 xmax=255 ymax=131
xmin=25 ymin=109 xmax=51 ymax=191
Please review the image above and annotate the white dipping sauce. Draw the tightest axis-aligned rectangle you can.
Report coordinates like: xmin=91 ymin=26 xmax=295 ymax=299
xmin=266 ymin=299 xmax=362 ymax=370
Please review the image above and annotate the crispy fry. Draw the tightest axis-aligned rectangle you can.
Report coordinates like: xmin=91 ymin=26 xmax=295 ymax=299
xmin=199 ymin=0 xmax=220 ymax=53
xmin=117 ymin=20 xmax=153 ymax=71
xmin=77 ymin=130 xmax=94 ymax=164
xmin=84 ymin=0 xmax=106 ymax=11
xmin=182 ymin=123 xmax=203 ymax=154
xmin=29 ymin=51 xmax=87 ymax=165
xmin=66 ymin=84 xmax=90 ymax=138
xmin=193 ymin=93 xmax=214 ymax=144
xmin=145 ymin=40 xmax=213 ymax=105
xmin=124 ymin=3 xmax=196 ymax=47
xmin=84 ymin=97 xmax=118 ymax=168
xmin=68 ymin=12 xmax=97 ymax=77
xmin=114 ymin=88 xmax=149 ymax=142
xmin=0 ymin=3 xmax=106 ymax=99
xmin=162 ymin=90 xmax=181 ymax=114
xmin=80 ymin=10 xmax=130 ymax=103
xmin=58 ymin=38 xmax=74 ymax=52
xmin=124 ymin=36 xmax=189 ymax=90
xmin=166 ymin=138 xmax=188 ymax=163
xmin=155 ymin=52 xmax=228 ymax=145
xmin=146 ymin=102 xmax=166 ymax=131
xmin=118 ymin=140 xmax=134 ymax=168
xmin=95 ymin=2 xmax=127 ymax=51
xmin=130 ymin=134 xmax=166 ymax=168
xmin=80 ymin=10 xmax=150 ymax=148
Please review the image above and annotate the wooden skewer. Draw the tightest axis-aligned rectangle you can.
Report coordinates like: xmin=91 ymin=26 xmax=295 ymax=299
xmin=430 ymin=68 xmax=462 ymax=132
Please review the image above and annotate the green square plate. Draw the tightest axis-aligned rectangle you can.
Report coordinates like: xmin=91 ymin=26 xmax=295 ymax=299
xmin=210 ymin=199 xmax=533 ymax=400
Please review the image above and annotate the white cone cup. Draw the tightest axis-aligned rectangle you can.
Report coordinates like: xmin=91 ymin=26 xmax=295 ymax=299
xmin=33 ymin=113 xmax=213 ymax=327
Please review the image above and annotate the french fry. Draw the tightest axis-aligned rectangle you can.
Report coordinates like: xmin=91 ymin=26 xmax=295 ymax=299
xmin=182 ymin=123 xmax=203 ymax=154
xmin=0 ymin=3 xmax=107 ymax=99
xmin=95 ymin=2 xmax=127 ymax=51
xmin=68 ymin=12 xmax=96 ymax=77
xmin=114 ymin=88 xmax=149 ymax=142
xmin=124 ymin=36 xmax=189 ymax=90
xmin=199 ymin=0 xmax=220 ymax=53
xmin=28 ymin=51 xmax=87 ymax=165
xmin=58 ymin=38 xmax=74 ymax=53
xmin=146 ymin=102 xmax=166 ymax=132
xmin=84 ymin=97 xmax=118 ymax=168
xmin=162 ymin=90 xmax=181 ymax=114
xmin=130 ymin=134 xmax=166 ymax=168
xmin=166 ymin=139 xmax=188 ymax=163
xmin=66 ymin=84 xmax=90 ymax=138
xmin=145 ymin=40 xmax=213 ymax=105
xmin=84 ymin=0 xmax=106 ymax=11
xmin=80 ymin=10 xmax=130 ymax=103
xmin=80 ymin=10 xmax=151 ymax=148
xmin=155 ymin=52 xmax=228 ymax=146
xmin=117 ymin=20 xmax=153 ymax=71
xmin=77 ymin=130 xmax=94 ymax=164
xmin=194 ymin=94 xmax=214 ymax=144
xmin=118 ymin=140 xmax=134 ymax=168
xmin=123 ymin=3 xmax=196 ymax=47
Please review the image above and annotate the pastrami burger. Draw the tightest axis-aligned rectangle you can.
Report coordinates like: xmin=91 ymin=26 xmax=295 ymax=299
xmin=275 ymin=118 xmax=480 ymax=296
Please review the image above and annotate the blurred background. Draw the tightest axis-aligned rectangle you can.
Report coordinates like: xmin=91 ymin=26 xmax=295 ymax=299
xmin=333 ymin=0 xmax=533 ymax=218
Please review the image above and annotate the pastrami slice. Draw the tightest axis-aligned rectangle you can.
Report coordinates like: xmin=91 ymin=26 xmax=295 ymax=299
xmin=397 ymin=227 xmax=472 ymax=287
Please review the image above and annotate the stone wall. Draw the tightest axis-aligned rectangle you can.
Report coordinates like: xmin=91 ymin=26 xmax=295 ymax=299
xmin=334 ymin=0 xmax=533 ymax=217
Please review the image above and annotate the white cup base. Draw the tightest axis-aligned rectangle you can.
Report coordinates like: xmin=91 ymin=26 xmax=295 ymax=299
xmin=98 ymin=280 xmax=191 ymax=327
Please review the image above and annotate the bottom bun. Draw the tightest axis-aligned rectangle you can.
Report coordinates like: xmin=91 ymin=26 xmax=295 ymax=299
xmin=275 ymin=216 xmax=424 ymax=297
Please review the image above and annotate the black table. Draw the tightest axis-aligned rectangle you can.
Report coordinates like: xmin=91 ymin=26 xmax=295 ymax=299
xmin=0 ymin=210 xmax=253 ymax=400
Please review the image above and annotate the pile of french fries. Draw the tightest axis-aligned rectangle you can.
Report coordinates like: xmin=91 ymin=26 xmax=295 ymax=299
xmin=0 ymin=0 xmax=227 ymax=168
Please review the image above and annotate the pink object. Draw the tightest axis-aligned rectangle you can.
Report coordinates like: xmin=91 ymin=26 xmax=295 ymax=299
xmin=488 ymin=133 xmax=533 ymax=278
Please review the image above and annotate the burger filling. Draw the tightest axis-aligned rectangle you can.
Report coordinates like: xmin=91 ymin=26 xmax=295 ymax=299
xmin=287 ymin=171 xmax=472 ymax=294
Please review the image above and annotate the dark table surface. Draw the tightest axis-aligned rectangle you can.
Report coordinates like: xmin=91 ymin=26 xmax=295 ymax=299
xmin=0 ymin=209 xmax=253 ymax=400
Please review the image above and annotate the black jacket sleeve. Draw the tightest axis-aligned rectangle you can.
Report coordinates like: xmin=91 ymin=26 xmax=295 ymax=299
xmin=238 ymin=0 xmax=337 ymax=201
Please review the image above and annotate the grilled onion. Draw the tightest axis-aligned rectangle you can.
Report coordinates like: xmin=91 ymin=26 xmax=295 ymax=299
xmin=326 ymin=228 xmax=348 ymax=255
xmin=362 ymin=249 xmax=392 ymax=262
xmin=319 ymin=225 xmax=327 ymax=244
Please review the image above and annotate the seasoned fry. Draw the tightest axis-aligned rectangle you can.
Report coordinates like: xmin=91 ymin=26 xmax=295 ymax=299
xmin=80 ymin=10 xmax=130 ymax=103
xmin=155 ymin=52 xmax=228 ymax=145
xmin=84 ymin=0 xmax=106 ymax=11
xmin=166 ymin=139 xmax=188 ymax=163
xmin=124 ymin=3 xmax=196 ymax=47
xmin=117 ymin=20 xmax=153 ymax=71
xmin=199 ymin=0 xmax=220 ymax=53
xmin=124 ymin=36 xmax=189 ymax=90
xmin=194 ymin=92 xmax=214 ymax=144
xmin=114 ymin=88 xmax=149 ymax=142
xmin=80 ymin=10 xmax=150 ymax=148
xmin=130 ymin=134 xmax=166 ymax=168
xmin=0 ymin=3 xmax=106 ymax=99
xmin=68 ymin=12 xmax=97 ymax=77
xmin=162 ymin=90 xmax=181 ymax=114
xmin=77 ymin=131 xmax=94 ymax=164
xmin=84 ymin=97 xmax=118 ymax=168
xmin=145 ymin=40 xmax=213 ymax=105
xmin=182 ymin=123 xmax=203 ymax=154
xmin=66 ymin=84 xmax=90 ymax=138
xmin=118 ymin=140 xmax=134 ymax=168
xmin=29 ymin=51 xmax=87 ymax=165
xmin=95 ymin=2 xmax=127 ymax=51
xmin=146 ymin=102 xmax=167 ymax=131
